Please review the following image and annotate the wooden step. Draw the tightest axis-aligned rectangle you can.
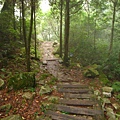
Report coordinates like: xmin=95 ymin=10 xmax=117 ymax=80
xmin=52 ymin=104 xmax=104 ymax=116
xmin=57 ymin=84 xmax=88 ymax=89
xmin=58 ymin=88 xmax=91 ymax=94
xmin=46 ymin=110 xmax=88 ymax=120
xmin=59 ymin=99 xmax=97 ymax=106
xmin=64 ymin=93 xmax=95 ymax=99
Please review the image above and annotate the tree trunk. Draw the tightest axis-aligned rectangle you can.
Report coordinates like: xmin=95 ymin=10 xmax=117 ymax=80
xmin=13 ymin=0 xmax=16 ymax=41
xmin=20 ymin=4 xmax=22 ymax=40
xmin=27 ymin=0 xmax=34 ymax=72
xmin=33 ymin=0 xmax=37 ymax=58
xmin=21 ymin=0 xmax=27 ymax=54
xmin=108 ymin=1 xmax=117 ymax=56
xmin=60 ymin=0 xmax=63 ymax=58
xmin=63 ymin=0 xmax=70 ymax=67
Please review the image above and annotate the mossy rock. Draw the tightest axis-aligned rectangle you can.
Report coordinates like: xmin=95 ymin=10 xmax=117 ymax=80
xmin=8 ymin=72 xmax=36 ymax=90
xmin=83 ymin=64 xmax=99 ymax=78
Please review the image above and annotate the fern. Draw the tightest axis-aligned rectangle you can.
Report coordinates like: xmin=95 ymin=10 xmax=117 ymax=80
xmin=112 ymin=82 xmax=120 ymax=92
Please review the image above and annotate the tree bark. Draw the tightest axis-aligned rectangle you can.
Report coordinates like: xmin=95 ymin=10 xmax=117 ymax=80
xmin=33 ymin=0 xmax=37 ymax=58
xmin=60 ymin=0 xmax=63 ymax=58
xmin=108 ymin=1 xmax=117 ymax=56
xmin=63 ymin=0 xmax=70 ymax=67
xmin=21 ymin=0 xmax=27 ymax=54
xmin=27 ymin=0 xmax=34 ymax=72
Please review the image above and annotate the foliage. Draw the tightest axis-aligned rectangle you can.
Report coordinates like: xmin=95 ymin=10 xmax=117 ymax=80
xmin=83 ymin=64 xmax=99 ymax=78
xmin=112 ymin=82 xmax=120 ymax=92
xmin=99 ymin=72 xmax=110 ymax=85
xmin=8 ymin=72 xmax=36 ymax=90
xmin=48 ymin=76 xmax=57 ymax=85
xmin=40 ymin=73 xmax=51 ymax=80
xmin=103 ymin=49 xmax=120 ymax=80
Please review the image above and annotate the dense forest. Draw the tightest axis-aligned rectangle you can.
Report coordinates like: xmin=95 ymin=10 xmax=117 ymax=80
xmin=0 ymin=0 xmax=120 ymax=120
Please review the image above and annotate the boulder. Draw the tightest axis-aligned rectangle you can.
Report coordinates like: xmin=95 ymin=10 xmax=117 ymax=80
xmin=103 ymin=92 xmax=111 ymax=98
xmin=94 ymin=90 xmax=101 ymax=96
xmin=83 ymin=64 xmax=99 ymax=78
xmin=106 ymin=108 xmax=116 ymax=120
xmin=112 ymin=103 xmax=120 ymax=110
xmin=1 ymin=114 xmax=23 ymax=120
xmin=0 ymin=78 xmax=4 ymax=89
xmin=7 ymin=72 xmax=36 ymax=90
xmin=22 ymin=92 xmax=34 ymax=100
xmin=102 ymin=87 xmax=113 ymax=93
xmin=39 ymin=85 xmax=52 ymax=95
xmin=0 ymin=103 xmax=12 ymax=112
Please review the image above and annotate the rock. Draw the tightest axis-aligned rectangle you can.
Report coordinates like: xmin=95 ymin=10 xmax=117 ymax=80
xmin=103 ymin=92 xmax=111 ymax=97
xmin=52 ymin=41 xmax=58 ymax=47
xmin=0 ymin=103 xmax=12 ymax=112
xmin=39 ymin=85 xmax=52 ymax=95
xmin=42 ymin=61 xmax=47 ymax=65
xmin=0 ymin=78 xmax=4 ymax=89
xmin=22 ymin=92 xmax=34 ymax=100
xmin=94 ymin=90 xmax=101 ymax=96
xmin=102 ymin=98 xmax=111 ymax=104
xmin=83 ymin=64 xmax=99 ymax=78
xmin=102 ymin=87 xmax=113 ymax=93
xmin=59 ymin=59 xmax=63 ymax=64
xmin=8 ymin=72 xmax=36 ymax=90
xmin=1 ymin=114 xmax=23 ymax=120
xmin=106 ymin=107 xmax=116 ymax=120
xmin=112 ymin=103 xmax=120 ymax=110
xmin=102 ymin=98 xmax=111 ymax=110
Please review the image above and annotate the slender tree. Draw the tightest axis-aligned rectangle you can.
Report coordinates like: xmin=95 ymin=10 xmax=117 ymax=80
xmin=63 ymin=0 xmax=70 ymax=66
xmin=27 ymin=0 xmax=34 ymax=71
xmin=108 ymin=0 xmax=118 ymax=56
xmin=33 ymin=0 xmax=37 ymax=58
xmin=59 ymin=0 xmax=63 ymax=58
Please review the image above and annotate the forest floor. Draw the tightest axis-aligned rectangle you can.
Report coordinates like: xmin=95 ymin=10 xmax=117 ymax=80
xmin=0 ymin=41 xmax=120 ymax=120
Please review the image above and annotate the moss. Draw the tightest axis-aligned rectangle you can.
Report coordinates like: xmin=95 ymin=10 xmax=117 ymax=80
xmin=99 ymin=72 xmax=109 ymax=85
xmin=83 ymin=64 xmax=99 ymax=78
xmin=8 ymin=72 xmax=36 ymax=90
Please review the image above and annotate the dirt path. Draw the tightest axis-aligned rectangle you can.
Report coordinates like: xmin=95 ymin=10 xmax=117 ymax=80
xmin=40 ymin=41 xmax=105 ymax=120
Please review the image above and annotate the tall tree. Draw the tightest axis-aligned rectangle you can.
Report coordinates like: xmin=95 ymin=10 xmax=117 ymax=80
xmin=108 ymin=0 xmax=118 ymax=56
xmin=27 ymin=0 xmax=34 ymax=71
xmin=33 ymin=0 xmax=37 ymax=58
xmin=63 ymin=0 xmax=70 ymax=66
xmin=59 ymin=0 xmax=63 ymax=58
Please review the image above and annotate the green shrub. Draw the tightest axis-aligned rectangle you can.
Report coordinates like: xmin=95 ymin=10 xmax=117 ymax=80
xmin=8 ymin=72 xmax=36 ymax=90
xmin=112 ymin=82 xmax=120 ymax=92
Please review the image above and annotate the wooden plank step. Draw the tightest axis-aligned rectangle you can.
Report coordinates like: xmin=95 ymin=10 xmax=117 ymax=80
xmin=53 ymin=104 xmax=104 ymax=116
xmin=64 ymin=93 xmax=94 ymax=99
xmin=57 ymin=84 xmax=88 ymax=88
xmin=59 ymin=99 xmax=97 ymax=106
xmin=46 ymin=58 xmax=59 ymax=61
xmin=58 ymin=79 xmax=79 ymax=82
xmin=58 ymin=88 xmax=91 ymax=94
xmin=46 ymin=110 xmax=88 ymax=120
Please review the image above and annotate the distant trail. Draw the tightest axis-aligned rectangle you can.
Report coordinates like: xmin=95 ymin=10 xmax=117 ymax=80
xmin=40 ymin=41 xmax=105 ymax=120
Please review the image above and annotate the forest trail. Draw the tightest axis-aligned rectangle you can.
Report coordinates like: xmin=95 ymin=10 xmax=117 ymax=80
xmin=40 ymin=41 xmax=105 ymax=120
